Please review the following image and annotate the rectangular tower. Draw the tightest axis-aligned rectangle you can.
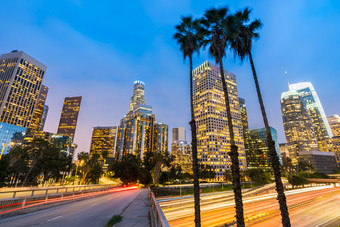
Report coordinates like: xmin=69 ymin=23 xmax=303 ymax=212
xmin=57 ymin=96 xmax=82 ymax=142
xmin=0 ymin=51 xmax=46 ymax=127
xmin=30 ymin=85 xmax=49 ymax=131
xmin=280 ymin=90 xmax=318 ymax=163
xmin=90 ymin=126 xmax=118 ymax=158
xmin=192 ymin=61 xmax=247 ymax=178
xmin=172 ymin=127 xmax=186 ymax=143
xmin=328 ymin=114 xmax=340 ymax=137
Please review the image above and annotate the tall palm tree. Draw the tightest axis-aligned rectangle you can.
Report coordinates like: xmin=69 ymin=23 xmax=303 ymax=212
xmin=229 ymin=8 xmax=291 ymax=226
xmin=200 ymin=7 xmax=245 ymax=226
xmin=174 ymin=16 xmax=202 ymax=227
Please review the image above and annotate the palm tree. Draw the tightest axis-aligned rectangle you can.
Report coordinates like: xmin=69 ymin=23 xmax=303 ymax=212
xmin=174 ymin=16 xmax=202 ymax=227
xmin=229 ymin=8 xmax=291 ymax=226
xmin=200 ymin=7 xmax=245 ymax=226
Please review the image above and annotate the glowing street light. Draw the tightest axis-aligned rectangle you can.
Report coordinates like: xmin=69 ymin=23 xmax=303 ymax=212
xmin=0 ymin=142 xmax=14 ymax=160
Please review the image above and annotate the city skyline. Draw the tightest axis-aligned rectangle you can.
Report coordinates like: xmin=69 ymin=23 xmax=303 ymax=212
xmin=1 ymin=1 xmax=339 ymax=154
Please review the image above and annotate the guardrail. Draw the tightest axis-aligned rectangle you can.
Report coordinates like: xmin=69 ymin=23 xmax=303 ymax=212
xmin=149 ymin=188 xmax=170 ymax=227
xmin=0 ymin=184 xmax=120 ymax=219
xmin=0 ymin=184 xmax=118 ymax=200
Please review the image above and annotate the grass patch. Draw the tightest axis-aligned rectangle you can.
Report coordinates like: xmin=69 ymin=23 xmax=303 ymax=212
xmin=106 ymin=215 xmax=123 ymax=227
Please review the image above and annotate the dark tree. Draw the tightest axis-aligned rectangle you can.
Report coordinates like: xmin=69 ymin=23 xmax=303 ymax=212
xmin=229 ymin=8 xmax=290 ymax=226
xmin=199 ymin=7 xmax=245 ymax=226
xmin=174 ymin=15 xmax=202 ymax=227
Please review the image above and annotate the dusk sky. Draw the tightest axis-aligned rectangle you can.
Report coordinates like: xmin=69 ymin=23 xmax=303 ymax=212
xmin=1 ymin=0 xmax=339 ymax=155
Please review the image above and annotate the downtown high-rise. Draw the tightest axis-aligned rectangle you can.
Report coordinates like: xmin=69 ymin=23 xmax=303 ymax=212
xmin=30 ymin=85 xmax=49 ymax=131
xmin=57 ymin=96 xmax=82 ymax=142
xmin=0 ymin=51 xmax=46 ymax=127
xmin=0 ymin=51 xmax=46 ymax=153
xmin=193 ymin=61 xmax=247 ymax=178
xmin=289 ymin=82 xmax=332 ymax=144
xmin=115 ymin=81 xmax=168 ymax=160
xmin=280 ymin=90 xmax=318 ymax=163
xmin=90 ymin=126 xmax=118 ymax=158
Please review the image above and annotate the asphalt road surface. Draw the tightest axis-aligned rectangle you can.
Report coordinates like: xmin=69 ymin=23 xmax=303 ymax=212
xmin=0 ymin=188 xmax=142 ymax=227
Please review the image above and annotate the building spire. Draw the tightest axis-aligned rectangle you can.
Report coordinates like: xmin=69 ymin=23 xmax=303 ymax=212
xmin=285 ymin=71 xmax=290 ymax=89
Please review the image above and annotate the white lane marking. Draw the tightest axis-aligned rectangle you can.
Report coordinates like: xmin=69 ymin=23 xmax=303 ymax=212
xmin=90 ymin=203 xmax=97 ymax=207
xmin=47 ymin=215 xmax=62 ymax=222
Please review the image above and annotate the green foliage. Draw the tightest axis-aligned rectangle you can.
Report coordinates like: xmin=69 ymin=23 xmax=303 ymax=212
xmin=199 ymin=164 xmax=216 ymax=180
xmin=109 ymin=154 xmax=141 ymax=185
xmin=2 ymin=139 xmax=72 ymax=187
xmin=106 ymin=215 xmax=122 ymax=227
xmin=289 ymin=175 xmax=307 ymax=187
xmin=246 ymin=168 xmax=271 ymax=185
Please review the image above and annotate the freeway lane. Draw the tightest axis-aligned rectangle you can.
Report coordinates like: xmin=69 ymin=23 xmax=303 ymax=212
xmin=0 ymin=188 xmax=141 ymax=227
xmin=163 ymin=186 xmax=340 ymax=226
xmin=251 ymin=190 xmax=340 ymax=227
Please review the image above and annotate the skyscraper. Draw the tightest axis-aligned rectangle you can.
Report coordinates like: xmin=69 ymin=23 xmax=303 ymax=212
xmin=289 ymin=82 xmax=333 ymax=139
xmin=40 ymin=105 xmax=49 ymax=131
xmin=328 ymin=114 xmax=340 ymax=137
xmin=57 ymin=96 xmax=82 ymax=142
xmin=247 ymin=127 xmax=282 ymax=168
xmin=280 ymin=90 xmax=318 ymax=163
xmin=172 ymin=127 xmax=186 ymax=143
xmin=129 ymin=80 xmax=146 ymax=112
xmin=307 ymin=103 xmax=330 ymax=150
xmin=153 ymin=123 xmax=168 ymax=154
xmin=0 ymin=51 xmax=46 ymax=127
xmin=115 ymin=81 xmax=168 ymax=160
xmin=90 ymin=126 xmax=118 ymax=158
xmin=30 ymin=85 xmax=49 ymax=131
xmin=193 ymin=61 xmax=247 ymax=178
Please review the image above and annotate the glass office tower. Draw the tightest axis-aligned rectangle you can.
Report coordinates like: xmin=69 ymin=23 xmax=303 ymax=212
xmin=192 ymin=61 xmax=247 ymax=178
xmin=116 ymin=81 xmax=168 ymax=160
xmin=0 ymin=51 xmax=46 ymax=128
xmin=57 ymin=96 xmax=82 ymax=142
xmin=280 ymin=90 xmax=318 ymax=163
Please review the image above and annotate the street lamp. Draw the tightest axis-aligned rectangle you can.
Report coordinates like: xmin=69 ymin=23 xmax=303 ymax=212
xmin=0 ymin=142 xmax=14 ymax=160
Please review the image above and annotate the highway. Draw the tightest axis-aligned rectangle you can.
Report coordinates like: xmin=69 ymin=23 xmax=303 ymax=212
xmin=0 ymin=188 xmax=141 ymax=227
xmin=160 ymin=185 xmax=340 ymax=226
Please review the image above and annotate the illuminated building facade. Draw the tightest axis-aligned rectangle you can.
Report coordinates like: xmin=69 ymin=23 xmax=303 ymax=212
xmin=57 ymin=96 xmax=82 ymax=142
xmin=247 ymin=127 xmax=282 ymax=168
xmin=40 ymin=105 xmax=49 ymax=131
xmin=280 ymin=90 xmax=318 ymax=163
xmin=116 ymin=81 xmax=168 ymax=160
xmin=90 ymin=126 xmax=117 ymax=158
xmin=23 ymin=129 xmax=72 ymax=156
xmin=30 ymin=85 xmax=49 ymax=131
xmin=329 ymin=136 xmax=340 ymax=165
xmin=153 ymin=123 xmax=168 ymax=154
xmin=171 ymin=141 xmax=192 ymax=173
xmin=192 ymin=61 xmax=247 ymax=178
xmin=0 ymin=122 xmax=26 ymax=154
xmin=289 ymin=82 xmax=333 ymax=140
xmin=328 ymin=114 xmax=340 ymax=137
xmin=129 ymin=80 xmax=145 ymax=112
xmin=0 ymin=51 xmax=46 ymax=127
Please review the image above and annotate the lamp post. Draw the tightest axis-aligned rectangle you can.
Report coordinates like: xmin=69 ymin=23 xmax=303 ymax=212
xmin=0 ymin=142 xmax=14 ymax=160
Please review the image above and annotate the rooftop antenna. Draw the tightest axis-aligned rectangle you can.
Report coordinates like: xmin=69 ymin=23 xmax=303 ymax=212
xmin=285 ymin=71 xmax=290 ymax=89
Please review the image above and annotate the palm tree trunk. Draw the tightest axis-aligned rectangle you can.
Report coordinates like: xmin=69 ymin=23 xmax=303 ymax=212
xmin=219 ymin=60 xmax=245 ymax=227
xmin=189 ymin=55 xmax=201 ymax=227
xmin=248 ymin=52 xmax=291 ymax=227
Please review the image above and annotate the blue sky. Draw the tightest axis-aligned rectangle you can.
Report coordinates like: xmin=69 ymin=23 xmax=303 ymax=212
xmin=1 ymin=0 xmax=339 ymax=154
